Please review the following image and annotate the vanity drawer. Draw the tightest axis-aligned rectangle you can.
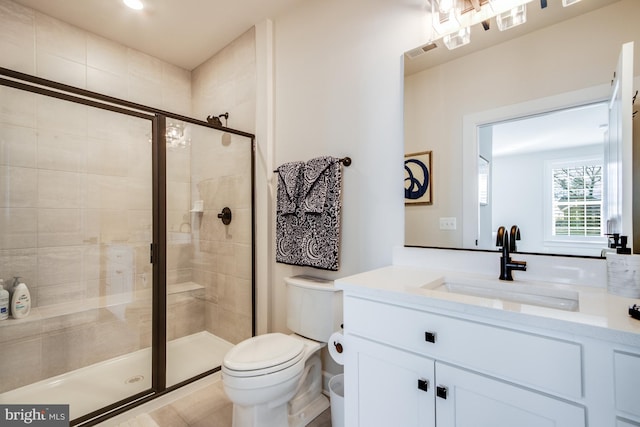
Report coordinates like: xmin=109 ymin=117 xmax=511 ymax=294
xmin=614 ymin=351 xmax=640 ymax=418
xmin=344 ymin=296 xmax=583 ymax=398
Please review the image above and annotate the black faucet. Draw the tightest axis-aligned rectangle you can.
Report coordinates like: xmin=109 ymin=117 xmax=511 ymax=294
xmin=496 ymin=225 xmax=527 ymax=281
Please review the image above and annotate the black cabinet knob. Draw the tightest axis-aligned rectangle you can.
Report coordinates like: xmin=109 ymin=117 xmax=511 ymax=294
xmin=436 ymin=385 xmax=448 ymax=399
xmin=417 ymin=378 xmax=429 ymax=392
xmin=425 ymin=331 xmax=437 ymax=343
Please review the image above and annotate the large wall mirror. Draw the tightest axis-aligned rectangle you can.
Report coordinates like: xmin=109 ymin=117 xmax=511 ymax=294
xmin=404 ymin=0 xmax=639 ymax=257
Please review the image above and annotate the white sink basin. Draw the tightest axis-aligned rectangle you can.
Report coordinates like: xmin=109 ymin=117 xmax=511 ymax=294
xmin=423 ymin=276 xmax=579 ymax=311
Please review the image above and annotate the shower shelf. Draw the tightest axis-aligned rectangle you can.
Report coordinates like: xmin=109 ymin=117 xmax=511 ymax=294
xmin=0 ymin=282 xmax=205 ymax=328
xmin=169 ymin=281 xmax=204 ymax=294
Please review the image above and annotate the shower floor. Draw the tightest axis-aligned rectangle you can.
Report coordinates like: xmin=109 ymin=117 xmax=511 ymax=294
xmin=0 ymin=331 xmax=233 ymax=421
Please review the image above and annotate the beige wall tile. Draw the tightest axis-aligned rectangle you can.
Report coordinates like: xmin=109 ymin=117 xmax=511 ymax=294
xmin=128 ymin=75 xmax=163 ymax=107
xmin=42 ymin=308 xmax=98 ymax=333
xmin=167 ymin=181 xmax=190 ymax=212
xmin=167 ymin=293 xmax=205 ymax=340
xmin=84 ymin=174 xmax=128 ymax=209
xmin=128 ymin=210 xmax=152 ymax=243
xmin=37 ymin=130 xmax=86 ymax=172
xmin=37 ymin=246 xmax=83 ymax=286
xmin=34 ymin=11 xmax=85 ymax=64
xmin=99 ymin=210 xmax=129 ymax=243
xmin=0 ymin=248 xmax=37 ymax=293
xmin=0 ymin=336 xmax=42 ymax=392
xmin=37 ymin=208 xmax=83 ymax=247
xmin=167 ymin=243 xmax=193 ymax=271
xmin=0 ymin=124 xmax=37 ymax=168
xmin=41 ymin=324 xmax=95 ymax=377
xmin=0 ymin=208 xmax=37 ymax=249
xmin=86 ymin=137 xmax=129 ymax=176
xmin=37 ymin=280 xmax=84 ymax=307
xmin=36 ymin=50 xmax=86 ymax=88
xmin=87 ymin=107 xmax=136 ymax=141
xmin=125 ymin=176 xmax=153 ymax=211
xmin=87 ymin=33 xmax=127 ymax=77
xmin=0 ymin=86 xmax=37 ymax=128
xmin=0 ymin=0 xmax=35 ymax=74
xmin=87 ymin=318 xmax=141 ymax=365
xmin=36 ymin=96 xmax=87 ymax=136
xmin=0 ymin=166 xmax=37 ymax=208
xmin=38 ymin=170 xmax=82 ymax=208
xmin=127 ymin=49 xmax=162 ymax=84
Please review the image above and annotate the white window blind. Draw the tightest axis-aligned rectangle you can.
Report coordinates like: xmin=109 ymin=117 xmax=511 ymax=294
xmin=551 ymin=163 xmax=602 ymax=237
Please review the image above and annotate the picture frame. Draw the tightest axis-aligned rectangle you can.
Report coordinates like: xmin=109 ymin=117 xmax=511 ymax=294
xmin=404 ymin=151 xmax=432 ymax=205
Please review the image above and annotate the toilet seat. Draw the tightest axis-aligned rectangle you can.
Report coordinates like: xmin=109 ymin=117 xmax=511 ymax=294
xmin=223 ymin=333 xmax=305 ymax=378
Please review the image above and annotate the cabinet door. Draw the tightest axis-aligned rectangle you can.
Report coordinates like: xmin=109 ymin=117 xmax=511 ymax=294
xmin=435 ymin=363 xmax=585 ymax=427
xmin=345 ymin=335 xmax=435 ymax=427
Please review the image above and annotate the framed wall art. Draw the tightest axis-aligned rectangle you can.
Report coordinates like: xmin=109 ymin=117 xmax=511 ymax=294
xmin=404 ymin=150 xmax=432 ymax=205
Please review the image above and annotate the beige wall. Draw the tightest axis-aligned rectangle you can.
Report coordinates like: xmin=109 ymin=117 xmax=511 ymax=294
xmin=405 ymin=0 xmax=640 ymax=248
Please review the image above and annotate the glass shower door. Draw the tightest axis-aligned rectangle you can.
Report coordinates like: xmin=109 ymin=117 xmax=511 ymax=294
xmin=165 ymin=120 xmax=254 ymax=387
xmin=0 ymin=83 xmax=155 ymax=421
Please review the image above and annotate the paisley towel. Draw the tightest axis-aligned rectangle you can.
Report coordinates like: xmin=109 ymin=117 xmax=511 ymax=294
xmin=276 ymin=161 xmax=304 ymax=214
xmin=301 ymin=156 xmax=335 ymax=213
xmin=276 ymin=156 xmax=343 ymax=271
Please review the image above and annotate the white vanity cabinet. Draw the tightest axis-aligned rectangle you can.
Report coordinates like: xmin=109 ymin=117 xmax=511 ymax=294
xmin=345 ymin=335 xmax=435 ymax=427
xmin=343 ymin=295 xmax=587 ymax=427
xmin=614 ymin=351 xmax=640 ymax=423
xmin=435 ymin=363 xmax=584 ymax=427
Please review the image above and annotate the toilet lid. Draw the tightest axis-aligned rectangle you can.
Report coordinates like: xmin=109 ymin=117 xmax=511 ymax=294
xmin=223 ymin=333 xmax=304 ymax=374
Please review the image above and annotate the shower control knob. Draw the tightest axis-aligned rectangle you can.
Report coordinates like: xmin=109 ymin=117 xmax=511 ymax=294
xmin=217 ymin=207 xmax=232 ymax=225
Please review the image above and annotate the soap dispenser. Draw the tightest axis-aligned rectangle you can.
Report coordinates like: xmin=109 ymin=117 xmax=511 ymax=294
xmin=0 ymin=279 xmax=9 ymax=320
xmin=10 ymin=277 xmax=30 ymax=319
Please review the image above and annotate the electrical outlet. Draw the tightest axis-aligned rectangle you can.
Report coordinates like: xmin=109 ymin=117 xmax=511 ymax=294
xmin=439 ymin=217 xmax=456 ymax=230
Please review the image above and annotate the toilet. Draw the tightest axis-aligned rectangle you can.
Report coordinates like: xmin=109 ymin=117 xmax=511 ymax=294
xmin=221 ymin=276 xmax=343 ymax=427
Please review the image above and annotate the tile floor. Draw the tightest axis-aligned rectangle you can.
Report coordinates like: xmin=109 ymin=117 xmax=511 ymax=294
xmin=111 ymin=377 xmax=332 ymax=427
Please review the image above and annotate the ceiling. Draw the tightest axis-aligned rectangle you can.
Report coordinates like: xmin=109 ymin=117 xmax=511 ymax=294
xmin=13 ymin=0 xmax=620 ymax=74
xmin=13 ymin=0 xmax=303 ymax=70
xmin=491 ymin=102 xmax=609 ymax=157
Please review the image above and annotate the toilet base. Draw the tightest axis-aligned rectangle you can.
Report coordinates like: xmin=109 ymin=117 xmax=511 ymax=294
xmin=232 ymin=402 xmax=288 ymax=427
xmin=288 ymin=393 xmax=330 ymax=427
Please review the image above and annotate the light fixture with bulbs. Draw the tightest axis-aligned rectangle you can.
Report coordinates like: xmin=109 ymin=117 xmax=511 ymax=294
xmin=123 ymin=0 xmax=144 ymax=10
xmin=165 ymin=122 xmax=191 ymax=149
xmin=429 ymin=0 xmax=584 ymax=50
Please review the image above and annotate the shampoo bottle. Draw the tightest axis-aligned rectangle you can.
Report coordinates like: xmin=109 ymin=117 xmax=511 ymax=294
xmin=10 ymin=277 xmax=30 ymax=319
xmin=0 ymin=279 xmax=9 ymax=321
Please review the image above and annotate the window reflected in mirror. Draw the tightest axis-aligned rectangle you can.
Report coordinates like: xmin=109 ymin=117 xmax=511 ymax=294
xmin=477 ymin=101 xmax=609 ymax=255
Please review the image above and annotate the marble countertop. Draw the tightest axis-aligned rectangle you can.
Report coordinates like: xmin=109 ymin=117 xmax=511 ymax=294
xmin=335 ymin=265 xmax=640 ymax=347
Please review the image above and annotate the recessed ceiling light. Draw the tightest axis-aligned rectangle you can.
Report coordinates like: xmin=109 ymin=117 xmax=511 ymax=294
xmin=123 ymin=0 xmax=143 ymax=10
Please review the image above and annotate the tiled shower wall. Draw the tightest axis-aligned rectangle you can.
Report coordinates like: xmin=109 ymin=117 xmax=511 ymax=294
xmin=0 ymin=0 xmax=192 ymax=391
xmin=0 ymin=0 xmax=256 ymax=390
xmin=191 ymin=28 xmax=256 ymax=345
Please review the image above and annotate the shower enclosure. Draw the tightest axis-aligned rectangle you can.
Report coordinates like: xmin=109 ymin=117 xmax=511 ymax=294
xmin=0 ymin=68 xmax=254 ymax=425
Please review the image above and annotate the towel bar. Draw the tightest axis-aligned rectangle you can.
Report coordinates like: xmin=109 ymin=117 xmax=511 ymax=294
xmin=273 ymin=156 xmax=351 ymax=173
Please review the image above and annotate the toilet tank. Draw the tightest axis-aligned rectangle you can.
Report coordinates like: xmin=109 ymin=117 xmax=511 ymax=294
xmin=285 ymin=275 xmax=343 ymax=342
